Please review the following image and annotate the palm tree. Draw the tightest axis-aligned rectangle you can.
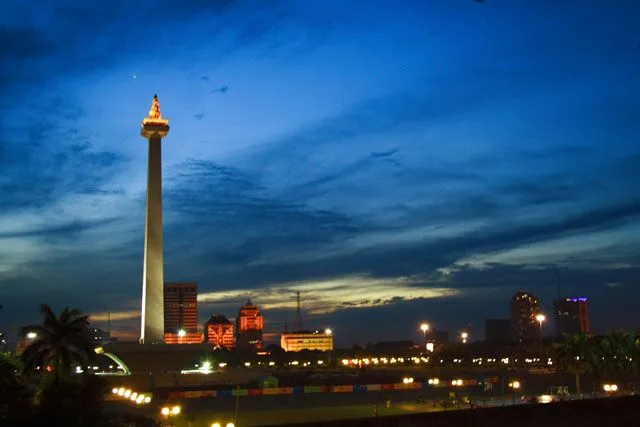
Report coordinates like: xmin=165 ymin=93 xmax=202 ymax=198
xmin=20 ymin=304 xmax=95 ymax=383
xmin=592 ymin=331 xmax=638 ymax=391
xmin=553 ymin=332 xmax=593 ymax=395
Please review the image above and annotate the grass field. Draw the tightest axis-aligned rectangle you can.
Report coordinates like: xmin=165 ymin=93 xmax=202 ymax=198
xmin=165 ymin=400 xmax=448 ymax=427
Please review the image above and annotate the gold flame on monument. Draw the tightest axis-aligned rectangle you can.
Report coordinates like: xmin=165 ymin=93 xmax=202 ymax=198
xmin=142 ymin=94 xmax=169 ymax=126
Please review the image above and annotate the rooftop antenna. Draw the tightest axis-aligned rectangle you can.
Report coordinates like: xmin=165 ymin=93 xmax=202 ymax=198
xmin=295 ymin=291 xmax=303 ymax=331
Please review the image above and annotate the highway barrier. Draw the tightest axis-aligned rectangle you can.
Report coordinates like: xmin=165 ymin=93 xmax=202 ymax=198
xmin=166 ymin=377 xmax=498 ymax=400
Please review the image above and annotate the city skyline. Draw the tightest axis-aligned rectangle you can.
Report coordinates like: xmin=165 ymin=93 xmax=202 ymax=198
xmin=1 ymin=1 xmax=639 ymax=346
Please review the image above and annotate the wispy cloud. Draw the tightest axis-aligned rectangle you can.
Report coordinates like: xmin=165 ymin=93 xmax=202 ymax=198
xmin=89 ymin=309 xmax=140 ymax=322
xmin=198 ymin=275 xmax=458 ymax=315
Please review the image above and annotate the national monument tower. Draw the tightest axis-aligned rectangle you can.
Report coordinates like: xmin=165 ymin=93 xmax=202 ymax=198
xmin=140 ymin=95 xmax=169 ymax=344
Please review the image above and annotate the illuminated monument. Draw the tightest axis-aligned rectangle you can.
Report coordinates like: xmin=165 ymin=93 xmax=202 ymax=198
xmin=139 ymin=95 xmax=169 ymax=344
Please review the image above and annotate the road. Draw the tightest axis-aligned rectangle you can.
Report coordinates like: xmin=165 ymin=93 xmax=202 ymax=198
xmin=107 ymin=385 xmax=596 ymax=427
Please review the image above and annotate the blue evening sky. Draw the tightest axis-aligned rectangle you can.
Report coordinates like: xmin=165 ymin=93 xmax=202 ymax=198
xmin=1 ymin=0 xmax=639 ymax=345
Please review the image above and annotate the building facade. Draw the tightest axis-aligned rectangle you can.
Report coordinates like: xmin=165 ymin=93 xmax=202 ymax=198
xmin=204 ymin=314 xmax=235 ymax=349
xmin=554 ymin=297 xmax=589 ymax=337
xmin=164 ymin=282 xmax=201 ymax=344
xmin=510 ymin=292 xmax=541 ymax=342
xmin=236 ymin=299 xmax=264 ymax=350
xmin=88 ymin=326 xmax=115 ymax=345
xmin=281 ymin=330 xmax=334 ymax=352
xmin=484 ymin=319 xmax=511 ymax=342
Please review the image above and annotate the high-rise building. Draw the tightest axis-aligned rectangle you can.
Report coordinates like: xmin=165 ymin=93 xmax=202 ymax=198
xmin=88 ymin=326 xmax=115 ymax=345
xmin=485 ymin=319 xmax=511 ymax=342
xmin=510 ymin=292 xmax=541 ymax=342
xmin=554 ymin=297 xmax=589 ymax=337
xmin=140 ymin=95 xmax=170 ymax=344
xmin=164 ymin=282 xmax=201 ymax=344
xmin=236 ymin=299 xmax=264 ymax=350
xmin=204 ymin=315 xmax=235 ymax=349
xmin=281 ymin=330 xmax=334 ymax=352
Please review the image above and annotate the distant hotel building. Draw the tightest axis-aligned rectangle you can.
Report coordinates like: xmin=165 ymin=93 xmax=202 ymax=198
xmin=554 ymin=297 xmax=589 ymax=337
xmin=236 ymin=299 xmax=264 ymax=350
xmin=164 ymin=282 xmax=202 ymax=344
xmin=484 ymin=319 xmax=511 ymax=342
xmin=204 ymin=314 xmax=235 ymax=349
xmin=510 ymin=291 xmax=541 ymax=342
xmin=88 ymin=326 xmax=116 ymax=345
xmin=281 ymin=330 xmax=334 ymax=352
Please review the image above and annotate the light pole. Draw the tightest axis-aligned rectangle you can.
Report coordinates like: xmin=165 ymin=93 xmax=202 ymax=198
xmin=325 ymin=328 xmax=333 ymax=367
xmin=161 ymin=405 xmax=181 ymax=427
xmin=420 ymin=323 xmax=429 ymax=348
xmin=234 ymin=384 xmax=240 ymax=425
xmin=535 ymin=314 xmax=545 ymax=341
xmin=508 ymin=381 xmax=520 ymax=405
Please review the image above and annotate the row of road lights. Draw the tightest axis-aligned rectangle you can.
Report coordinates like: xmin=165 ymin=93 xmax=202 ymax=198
xmin=160 ymin=405 xmax=236 ymax=427
xmin=420 ymin=314 xmax=547 ymax=344
xmin=111 ymin=387 xmax=152 ymax=405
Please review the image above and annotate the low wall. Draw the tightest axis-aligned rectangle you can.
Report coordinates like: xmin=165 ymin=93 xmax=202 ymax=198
xmin=281 ymin=396 xmax=640 ymax=427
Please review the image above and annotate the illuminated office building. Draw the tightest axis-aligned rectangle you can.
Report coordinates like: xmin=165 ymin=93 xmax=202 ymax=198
xmin=236 ymin=299 xmax=264 ymax=350
xmin=204 ymin=314 xmax=235 ymax=349
xmin=164 ymin=282 xmax=201 ymax=344
xmin=281 ymin=330 xmax=334 ymax=352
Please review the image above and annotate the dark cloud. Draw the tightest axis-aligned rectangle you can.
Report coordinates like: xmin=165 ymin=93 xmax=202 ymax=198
xmin=162 ymin=159 xmax=361 ymax=278
xmin=212 ymin=86 xmax=229 ymax=94
xmin=369 ymin=148 xmax=399 ymax=159
xmin=0 ymin=1 xmax=343 ymax=98
xmin=0 ymin=218 xmax=118 ymax=239
xmin=0 ymin=27 xmax=52 ymax=60
xmin=0 ymin=116 xmax=127 ymax=212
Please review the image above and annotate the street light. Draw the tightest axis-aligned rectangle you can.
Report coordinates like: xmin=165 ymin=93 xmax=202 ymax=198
xmin=26 ymin=332 xmax=37 ymax=339
xmin=508 ymin=380 xmax=521 ymax=405
xmin=420 ymin=323 xmax=430 ymax=349
xmin=161 ymin=405 xmax=181 ymax=426
xmin=460 ymin=331 xmax=469 ymax=344
xmin=535 ymin=314 xmax=545 ymax=341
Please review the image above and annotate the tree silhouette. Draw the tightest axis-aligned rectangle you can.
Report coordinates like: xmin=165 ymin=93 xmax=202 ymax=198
xmin=0 ymin=352 xmax=33 ymax=425
xmin=20 ymin=304 xmax=95 ymax=383
xmin=553 ymin=332 xmax=592 ymax=395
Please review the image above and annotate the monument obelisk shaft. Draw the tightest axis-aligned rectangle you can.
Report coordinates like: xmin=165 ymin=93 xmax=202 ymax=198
xmin=140 ymin=95 xmax=169 ymax=344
